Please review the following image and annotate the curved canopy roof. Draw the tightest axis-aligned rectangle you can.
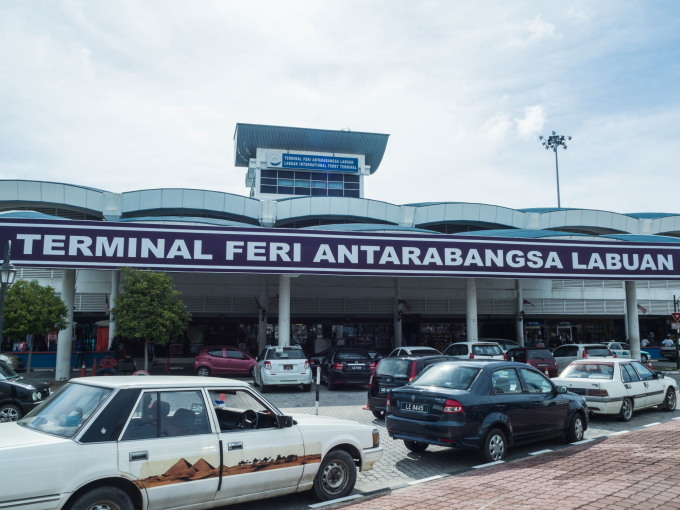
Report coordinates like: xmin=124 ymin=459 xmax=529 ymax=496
xmin=233 ymin=123 xmax=389 ymax=174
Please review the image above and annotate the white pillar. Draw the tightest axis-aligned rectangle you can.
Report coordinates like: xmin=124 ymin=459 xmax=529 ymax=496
xmin=55 ymin=270 xmax=76 ymax=381
xmin=393 ymin=278 xmax=402 ymax=348
xmin=466 ymin=278 xmax=478 ymax=342
xmin=108 ymin=270 xmax=120 ymax=349
xmin=258 ymin=277 xmax=268 ymax=353
xmin=625 ymin=281 xmax=641 ymax=361
xmin=515 ymin=279 xmax=525 ymax=346
xmin=278 ymin=274 xmax=291 ymax=347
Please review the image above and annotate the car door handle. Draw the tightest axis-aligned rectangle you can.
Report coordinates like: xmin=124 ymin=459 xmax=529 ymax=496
xmin=129 ymin=451 xmax=148 ymax=462
xmin=228 ymin=442 xmax=243 ymax=451
xmin=625 ymin=384 xmax=631 ymax=389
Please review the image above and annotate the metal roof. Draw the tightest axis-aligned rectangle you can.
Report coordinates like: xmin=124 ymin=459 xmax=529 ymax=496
xmin=301 ymin=223 xmax=439 ymax=234
xmin=233 ymin=123 xmax=389 ymax=174
xmin=456 ymin=229 xmax=591 ymax=239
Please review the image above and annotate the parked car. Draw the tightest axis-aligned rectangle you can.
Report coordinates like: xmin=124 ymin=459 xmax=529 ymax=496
xmin=0 ymin=360 xmax=50 ymax=422
xmin=193 ymin=346 xmax=257 ymax=377
xmin=253 ymin=345 xmax=312 ymax=392
xmin=602 ymin=341 xmax=650 ymax=363
xmin=480 ymin=338 xmax=520 ymax=353
xmin=552 ymin=359 xmax=677 ymax=421
xmin=660 ymin=343 xmax=678 ymax=361
xmin=367 ymin=355 xmax=455 ymax=419
xmin=0 ymin=375 xmax=382 ymax=508
xmin=505 ymin=347 xmax=559 ymax=378
xmin=0 ymin=352 xmax=24 ymax=372
xmin=385 ymin=360 xmax=588 ymax=461
xmin=551 ymin=344 xmax=615 ymax=374
xmin=319 ymin=347 xmax=376 ymax=391
xmin=311 ymin=348 xmax=383 ymax=370
xmin=387 ymin=346 xmax=442 ymax=358
xmin=443 ymin=341 xmax=505 ymax=360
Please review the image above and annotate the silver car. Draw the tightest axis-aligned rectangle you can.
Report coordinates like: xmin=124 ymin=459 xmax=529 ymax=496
xmin=253 ymin=345 xmax=313 ymax=392
xmin=552 ymin=343 xmax=615 ymax=374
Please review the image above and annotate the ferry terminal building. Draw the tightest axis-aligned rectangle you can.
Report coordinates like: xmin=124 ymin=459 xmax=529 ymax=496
xmin=2 ymin=123 xmax=680 ymax=378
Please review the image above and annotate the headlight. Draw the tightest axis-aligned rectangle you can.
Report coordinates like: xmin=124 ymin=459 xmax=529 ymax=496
xmin=32 ymin=391 xmax=41 ymax=402
xmin=372 ymin=428 xmax=380 ymax=448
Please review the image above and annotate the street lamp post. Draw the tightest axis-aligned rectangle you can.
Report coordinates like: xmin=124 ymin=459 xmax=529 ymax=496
xmin=539 ymin=131 xmax=572 ymax=208
xmin=0 ymin=241 xmax=18 ymax=349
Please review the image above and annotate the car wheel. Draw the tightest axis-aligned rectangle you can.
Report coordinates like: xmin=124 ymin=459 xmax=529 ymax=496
xmin=69 ymin=486 xmax=133 ymax=510
xmin=662 ymin=388 xmax=677 ymax=412
xmin=483 ymin=427 xmax=507 ymax=462
xmin=618 ymin=398 xmax=634 ymax=422
xmin=196 ymin=366 xmax=210 ymax=377
xmin=302 ymin=383 xmax=312 ymax=392
xmin=312 ymin=449 xmax=357 ymax=501
xmin=565 ymin=412 xmax=585 ymax=443
xmin=641 ymin=353 xmax=649 ymax=363
xmin=404 ymin=440 xmax=428 ymax=453
xmin=0 ymin=404 xmax=22 ymax=422
xmin=371 ymin=410 xmax=385 ymax=420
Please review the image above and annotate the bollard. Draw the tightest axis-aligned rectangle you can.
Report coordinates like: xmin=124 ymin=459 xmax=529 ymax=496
xmin=648 ymin=360 xmax=653 ymax=370
xmin=545 ymin=367 xmax=550 ymax=378
xmin=90 ymin=359 xmax=97 ymax=376
xmin=315 ymin=366 xmax=320 ymax=415
xmin=79 ymin=362 xmax=87 ymax=378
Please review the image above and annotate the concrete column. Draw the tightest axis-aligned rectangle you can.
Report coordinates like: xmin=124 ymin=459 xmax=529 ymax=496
xmin=466 ymin=278 xmax=478 ymax=342
xmin=515 ymin=279 xmax=525 ymax=346
xmin=393 ymin=278 xmax=402 ymax=348
xmin=278 ymin=274 xmax=291 ymax=347
xmin=108 ymin=270 xmax=120 ymax=349
xmin=625 ymin=281 xmax=641 ymax=361
xmin=258 ymin=277 xmax=268 ymax=353
xmin=55 ymin=269 xmax=76 ymax=381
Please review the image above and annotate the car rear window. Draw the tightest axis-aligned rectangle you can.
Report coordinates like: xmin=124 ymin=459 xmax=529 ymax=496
xmin=526 ymin=349 xmax=553 ymax=360
xmin=267 ymin=349 xmax=306 ymax=360
xmin=472 ymin=344 xmax=503 ymax=356
xmin=561 ymin=362 xmax=614 ymax=379
xmin=336 ymin=351 xmax=370 ymax=361
xmin=411 ymin=364 xmax=480 ymax=390
xmin=584 ymin=347 xmax=612 ymax=357
xmin=376 ymin=359 xmax=410 ymax=377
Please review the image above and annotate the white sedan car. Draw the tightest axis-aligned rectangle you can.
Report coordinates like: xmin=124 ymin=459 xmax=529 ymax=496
xmin=253 ymin=345 xmax=313 ymax=392
xmin=0 ymin=376 xmax=382 ymax=510
xmin=553 ymin=359 xmax=677 ymax=421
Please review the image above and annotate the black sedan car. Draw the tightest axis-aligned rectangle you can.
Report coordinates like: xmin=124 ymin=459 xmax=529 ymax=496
xmin=319 ymin=347 xmax=376 ymax=391
xmin=0 ymin=360 xmax=51 ymax=422
xmin=385 ymin=360 xmax=588 ymax=462
xmin=367 ymin=355 xmax=455 ymax=419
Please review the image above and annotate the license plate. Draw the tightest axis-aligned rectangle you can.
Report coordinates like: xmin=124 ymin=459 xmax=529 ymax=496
xmin=538 ymin=363 xmax=549 ymax=367
xmin=401 ymin=402 xmax=429 ymax=413
xmin=283 ymin=364 xmax=293 ymax=370
xmin=379 ymin=386 xmax=389 ymax=393
xmin=350 ymin=365 xmax=364 ymax=370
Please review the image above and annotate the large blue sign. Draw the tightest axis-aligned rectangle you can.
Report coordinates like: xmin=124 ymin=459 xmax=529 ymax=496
xmin=0 ymin=218 xmax=679 ymax=280
xmin=280 ymin=154 xmax=359 ymax=172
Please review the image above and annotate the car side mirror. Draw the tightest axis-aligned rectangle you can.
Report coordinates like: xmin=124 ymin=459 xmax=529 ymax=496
xmin=654 ymin=372 xmax=663 ymax=379
xmin=277 ymin=415 xmax=293 ymax=428
xmin=555 ymin=385 xmax=568 ymax=394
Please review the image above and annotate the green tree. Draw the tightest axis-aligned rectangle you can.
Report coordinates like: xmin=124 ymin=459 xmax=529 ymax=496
xmin=4 ymin=279 xmax=68 ymax=373
xmin=112 ymin=268 xmax=191 ymax=371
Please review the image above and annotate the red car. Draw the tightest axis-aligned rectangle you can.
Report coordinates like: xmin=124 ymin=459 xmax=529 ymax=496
xmin=505 ymin=347 xmax=559 ymax=378
xmin=193 ymin=346 xmax=256 ymax=376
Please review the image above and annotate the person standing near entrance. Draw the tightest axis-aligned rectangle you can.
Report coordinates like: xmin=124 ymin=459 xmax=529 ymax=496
xmin=662 ymin=334 xmax=674 ymax=348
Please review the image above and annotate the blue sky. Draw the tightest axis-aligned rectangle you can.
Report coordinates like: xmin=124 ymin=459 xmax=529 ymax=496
xmin=1 ymin=1 xmax=679 ymax=214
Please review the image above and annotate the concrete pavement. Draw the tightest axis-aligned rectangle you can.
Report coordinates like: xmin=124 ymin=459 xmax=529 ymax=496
xmin=330 ymin=418 xmax=680 ymax=510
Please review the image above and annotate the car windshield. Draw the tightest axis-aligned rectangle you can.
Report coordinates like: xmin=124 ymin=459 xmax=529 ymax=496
xmin=411 ymin=364 xmax=480 ymax=390
xmin=376 ymin=359 xmax=410 ymax=378
xmin=561 ymin=363 xmax=614 ymax=380
xmin=19 ymin=383 xmax=113 ymax=438
xmin=267 ymin=348 xmax=306 ymax=360
xmin=526 ymin=349 xmax=553 ymax=360
xmin=472 ymin=344 xmax=503 ymax=356
xmin=336 ymin=351 xmax=370 ymax=360
xmin=584 ymin=347 xmax=612 ymax=357
xmin=0 ymin=360 xmax=18 ymax=380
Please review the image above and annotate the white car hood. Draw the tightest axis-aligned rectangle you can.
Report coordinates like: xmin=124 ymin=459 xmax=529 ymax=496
xmin=0 ymin=423 xmax=68 ymax=449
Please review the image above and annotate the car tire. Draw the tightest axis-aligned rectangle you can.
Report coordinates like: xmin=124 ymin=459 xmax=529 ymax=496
xmin=565 ymin=412 xmax=585 ymax=443
xmin=371 ymin=410 xmax=385 ymax=420
xmin=69 ymin=486 xmax=134 ymax=510
xmin=260 ymin=383 xmax=270 ymax=393
xmin=0 ymin=403 xmax=22 ymax=422
xmin=618 ymin=398 xmax=634 ymax=422
xmin=662 ymin=388 xmax=677 ymax=412
xmin=312 ymin=449 xmax=357 ymax=501
xmin=302 ymin=384 xmax=312 ymax=392
xmin=196 ymin=366 xmax=210 ymax=377
xmin=640 ymin=353 xmax=649 ymax=364
xmin=482 ymin=427 xmax=507 ymax=462
xmin=404 ymin=440 xmax=428 ymax=453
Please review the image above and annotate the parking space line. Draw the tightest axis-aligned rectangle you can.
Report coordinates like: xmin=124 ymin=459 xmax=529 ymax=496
xmin=309 ymin=494 xmax=363 ymax=508
xmin=529 ymin=449 xmax=553 ymax=456
xmin=642 ymin=422 xmax=662 ymax=427
xmin=472 ymin=460 xmax=504 ymax=469
xmin=610 ymin=430 xmax=630 ymax=436
xmin=407 ymin=474 xmax=446 ymax=485
xmin=571 ymin=438 xmax=595 ymax=445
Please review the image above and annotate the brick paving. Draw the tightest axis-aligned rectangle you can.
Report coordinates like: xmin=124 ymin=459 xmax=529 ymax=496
xmin=333 ymin=418 xmax=680 ymax=510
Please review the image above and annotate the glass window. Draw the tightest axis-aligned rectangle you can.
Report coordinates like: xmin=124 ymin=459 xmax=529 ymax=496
xmin=312 ymin=181 xmax=327 ymax=188
xmin=260 ymin=177 xmax=277 ymax=186
xmin=295 ymin=187 xmax=311 ymax=195
xmin=278 ymin=186 xmax=294 ymax=194
xmin=631 ymin=361 xmax=655 ymax=381
xmin=336 ymin=350 xmax=370 ymax=361
xmin=491 ymin=368 xmax=522 ymax=394
xmin=210 ymin=389 xmax=279 ymax=432
xmin=376 ymin=359 xmax=410 ymax=377
xmin=260 ymin=185 xmax=277 ymax=194
xmin=311 ymin=172 xmax=327 ymax=181
xmin=328 ymin=181 xmax=343 ymax=189
xmin=526 ymin=349 xmax=553 ymax=360
xmin=311 ymin=188 xmax=328 ymax=196
xmin=208 ymin=349 xmax=224 ymax=357
xmin=621 ymin=363 xmax=640 ymax=382
xmin=584 ymin=347 xmax=612 ymax=357
xmin=279 ymin=178 xmax=294 ymax=187
xmin=412 ymin=364 xmax=479 ymax=390
xmin=327 ymin=174 xmax=343 ymax=181
xmin=261 ymin=169 xmax=278 ymax=178
xmin=343 ymin=174 xmax=360 ymax=183
xmin=520 ymin=368 xmax=553 ymax=393
xmin=226 ymin=349 xmax=245 ymax=359
xmin=328 ymin=189 xmax=343 ymax=197
xmin=472 ymin=344 xmax=503 ymax=356
xmin=507 ymin=349 xmax=525 ymax=362
xmin=266 ymin=347 xmax=306 ymax=360
xmin=345 ymin=190 xmax=360 ymax=198
xmin=279 ymin=170 xmax=294 ymax=179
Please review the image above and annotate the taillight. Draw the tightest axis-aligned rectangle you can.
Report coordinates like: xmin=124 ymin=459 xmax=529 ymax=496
xmin=582 ymin=350 xmax=588 ymax=359
xmin=469 ymin=352 xmax=475 ymax=359
xmin=369 ymin=373 xmax=374 ymax=386
xmin=386 ymin=395 xmax=392 ymax=412
xmin=333 ymin=363 xmax=344 ymax=370
xmin=369 ymin=362 xmax=376 ymax=371
xmin=443 ymin=399 xmax=464 ymax=413
xmin=587 ymin=389 xmax=609 ymax=397
xmin=304 ymin=360 xmax=310 ymax=369
xmin=502 ymin=352 xmax=507 ymax=360
xmin=264 ymin=361 xmax=272 ymax=370
xmin=408 ymin=362 xmax=418 ymax=382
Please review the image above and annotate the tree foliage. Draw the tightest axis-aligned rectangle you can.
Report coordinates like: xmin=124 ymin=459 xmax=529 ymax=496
xmin=4 ymin=280 xmax=68 ymax=339
xmin=112 ymin=268 xmax=191 ymax=347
